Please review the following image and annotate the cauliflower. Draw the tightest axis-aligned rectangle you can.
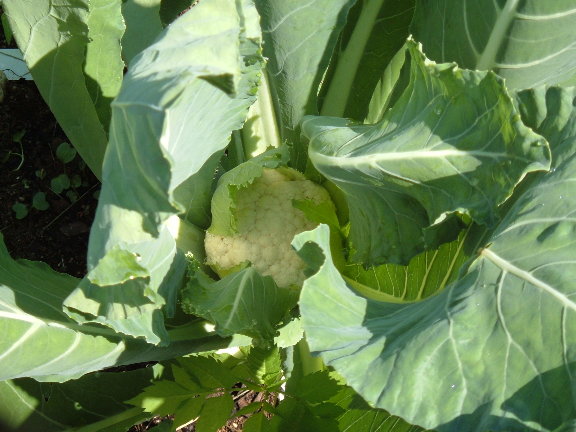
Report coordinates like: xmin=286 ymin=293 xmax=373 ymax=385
xmin=204 ymin=167 xmax=333 ymax=288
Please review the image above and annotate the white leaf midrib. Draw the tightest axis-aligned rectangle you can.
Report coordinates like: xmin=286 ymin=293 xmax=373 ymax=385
xmin=475 ymin=0 xmax=521 ymax=70
xmin=311 ymin=148 xmax=514 ymax=167
xmin=481 ymin=248 xmax=576 ymax=311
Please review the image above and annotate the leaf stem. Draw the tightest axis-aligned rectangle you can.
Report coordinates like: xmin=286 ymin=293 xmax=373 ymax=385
xmin=321 ymin=0 xmax=385 ymax=117
xmin=343 ymin=275 xmax=414 ymax=303
xmin=476 ymin=0 xmax=519 ymax=70
xmin=242 ymin=69 xmax=281 ymax=158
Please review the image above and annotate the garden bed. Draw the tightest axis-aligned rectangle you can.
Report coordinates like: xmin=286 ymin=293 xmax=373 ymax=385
xmin=0 ymin=78 xmax=98 ymax=277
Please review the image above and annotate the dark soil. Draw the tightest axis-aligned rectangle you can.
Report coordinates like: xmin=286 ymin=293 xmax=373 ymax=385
xmin=1 ymin=7 xmax=98 ymax=278
xmin=0 ymin=79 xmax=99 ymax=278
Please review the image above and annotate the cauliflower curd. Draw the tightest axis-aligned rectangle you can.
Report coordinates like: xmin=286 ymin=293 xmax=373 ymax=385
xmin=204 ymin=168 xmax=332 ymax=288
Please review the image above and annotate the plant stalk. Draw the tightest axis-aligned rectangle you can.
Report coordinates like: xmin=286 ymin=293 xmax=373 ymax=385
xmin=321 ymin=0 xmax=385 ymax=117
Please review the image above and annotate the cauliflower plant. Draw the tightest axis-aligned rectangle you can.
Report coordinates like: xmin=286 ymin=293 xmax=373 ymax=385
xmin=205 ymin=167 xmax=333 ymax=288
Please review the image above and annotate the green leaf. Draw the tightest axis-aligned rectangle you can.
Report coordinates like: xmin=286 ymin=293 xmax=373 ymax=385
xmin=129 ymin=356 xmax=237 ymax=431
xmin=194 ymin=395 xmax=234 ymax=432
xmin=240 ymin=72 xmax=282 ymax=159
xmin=553 ymin=420 xmax=576 ymax=432
xmin=64 ymin=227 xmax=180 ymax=343
xmin=181 ymin=261 xmax=298 ymax=341
xmin=515 ymin=86 xmax=576 ymax=169
xmin=244 ymin=346 xmax=283 ymax=387
xmin=251 ymin=367 xmax=428 ymax=432
xmin=266 ymin=370 xmax=345 ymax=431
xmin=294 ymin=113 xmax=576 ymax=432
xmin=320 ymin=0 xmax=415 ymax=120
xmin=50 ymin=174 xmax=71 ymax=194
xmin=303 ymin=42 xmax=551 ymax=266
xmin=32 ymin=192 xmax=50 ymax=211
xmin=329 ymin=378 xmax=428 ymax=432
xmin=411 ymin=0 xmax=576 ymax=91
xmin=243 ymin=413 xmax=269 ymax=432
xmin=121 ymin=0 xmax=163 ymax=65
xmin=267 ymin=398 xmax=339 ymax=432
xmin=274 ymin=317 xmax=303 ymax=348
xmin=166 ymin=216 xmax=208 ymax=272
xmin=254 ymin=0 xmax=356 ymax=170
xmin=2 ymin=0 xmax=110 ymax=178
xmin=67 ymin=0 xmax=264 ymax=343
xmin=86 ymin=248 xmax=149 ymax=286
xmin=0 ymin=234 xmax=233 ymax=382
xmin=174 ymin=151 xmax=221 ymax=229
xmin=85 ymin=0 xmax=125 ymax=129
xmin=11 ymin=202 xmax=28 ymax=219
xmin=365 ymin=44 xmax=410 ymax=124
xmin=292 ymin=199 xmax=340 ymax=230
xmin=208 ymin=161 xmax=266 ymax=236
xmin=290 ymin=371 xmax=344 ymax=404
xmin=0 ymin=369 xmax=153 ymax=432
xmin=343 ymin=226 xmax=476 ymax=301
xmin=55 ymin=142 xmax=77 ymax=164
xmin=178 ymin=355 xmax=239 ymax=391
xmin=128 ymin=380 xmax=192 ymax=416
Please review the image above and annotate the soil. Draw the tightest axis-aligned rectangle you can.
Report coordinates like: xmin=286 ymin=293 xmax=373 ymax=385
xmin=1 ymin=6 xmax=97 ymax=277
xmin=0 ymin=79 xmax=99 ymax=278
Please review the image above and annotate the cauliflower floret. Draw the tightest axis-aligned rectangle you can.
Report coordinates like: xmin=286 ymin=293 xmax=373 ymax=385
xmin=205 ymin=167 xmax=332 ymax=288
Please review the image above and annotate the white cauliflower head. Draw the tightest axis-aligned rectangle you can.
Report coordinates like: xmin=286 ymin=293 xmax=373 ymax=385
xmin=205 ymin=167 xmax=333 ymax=288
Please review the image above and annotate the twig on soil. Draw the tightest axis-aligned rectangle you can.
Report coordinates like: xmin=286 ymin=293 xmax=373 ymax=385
xmin=42 ymin=182 xmax=99 ymax=231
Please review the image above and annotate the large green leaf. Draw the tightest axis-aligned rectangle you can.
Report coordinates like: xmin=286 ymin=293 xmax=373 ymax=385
xmin=64 ymin=0 xmax=264 ymax=343
xmin=2 ymin=0 xmax=123 ymax=178
xmin=85 ymin=0 xmax=125 ymax=129
xmin=294 ymin=88 xmax=576 ymax=431
xmin=516 ymin=86 xmax=576 ymax=168
xmin=121 ymin=0 xmax=163 ymax=65
xmin=411 ymin=0 xmax=576 ymax=91
xmin=182 ymin=263 xmax=298 ymax=341
xmin=320 ymin=0 xmax=415 ymax=120
xmin=262 ymin=369 xmax=429 ymax=431
xmin=330 ymin=380 xmax=428 ymax=432
xmin=343 ymin=227 xmax=477 ymax=301
xmin=0 ymin=235 xmax=233 ymax=382
xmin=303 ymin=42 xmax=550 ymax=266
xmin=128 ymin=356 xmax=238 ymax=432
xmin=253 ymin=0 xmax=356 ymax=170
xmin=0 ymin=369 xmax=153 ymax=432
